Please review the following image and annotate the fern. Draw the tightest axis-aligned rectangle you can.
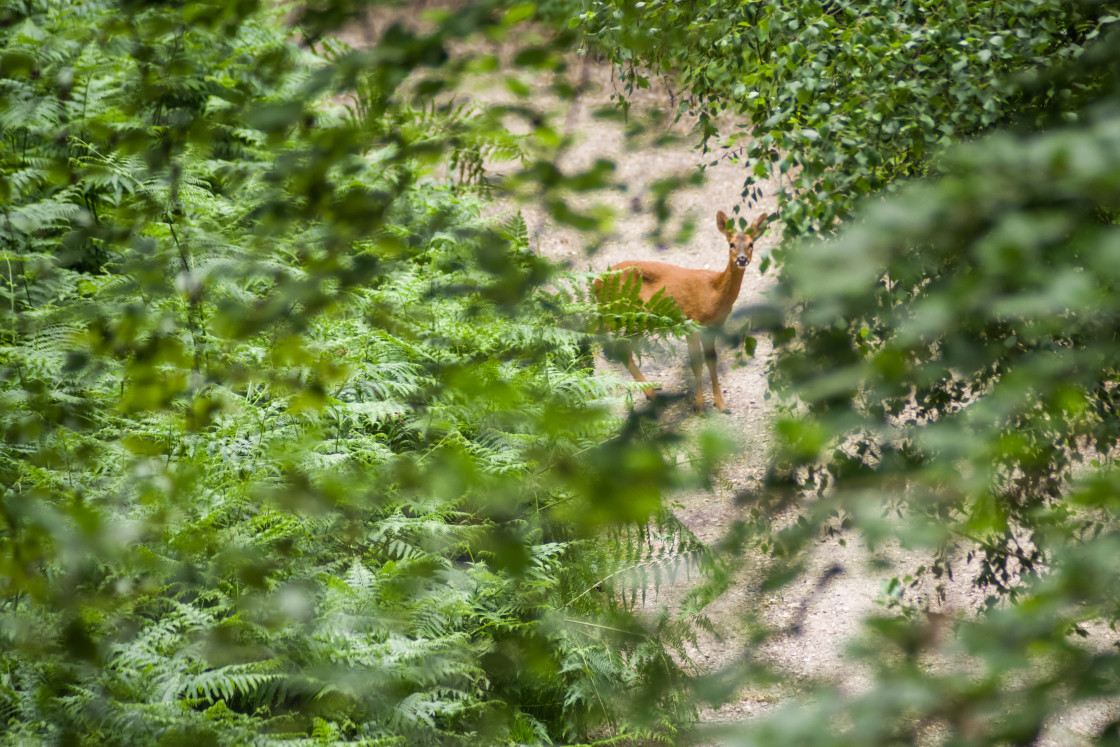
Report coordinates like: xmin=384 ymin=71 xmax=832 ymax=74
xmin=593 ymin=267 xmax=696 ymax=343
xmin=187 ymin=665 xmax=286 ymax=705
xmin=5 ymin=195 xmax=85 ymax=235
xmin=0 ymin=2 xmax=726 ymax=745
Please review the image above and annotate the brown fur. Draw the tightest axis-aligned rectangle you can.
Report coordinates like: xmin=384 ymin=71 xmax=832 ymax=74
xmin=604 ymin=210 xmax=772 ymax=411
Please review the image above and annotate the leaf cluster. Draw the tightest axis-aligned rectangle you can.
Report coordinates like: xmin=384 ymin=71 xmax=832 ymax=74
xmin=739 ymin=22 xmax=1120 ymax=747
xmin=556 ymin=0 xmax=1120 ymax=234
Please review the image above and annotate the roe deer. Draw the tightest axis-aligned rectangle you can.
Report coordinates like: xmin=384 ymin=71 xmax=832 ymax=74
xmin=602 ymin=210 xmax=772 ymax=412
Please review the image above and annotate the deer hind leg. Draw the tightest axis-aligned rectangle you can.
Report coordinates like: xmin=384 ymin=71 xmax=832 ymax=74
xmin=687 ymin=332 xmax=707 ymax=410
xmin=626 ymin=351 xmax=660 ymax=400
xmin=702 ymin=331 xmax=729 ymax=413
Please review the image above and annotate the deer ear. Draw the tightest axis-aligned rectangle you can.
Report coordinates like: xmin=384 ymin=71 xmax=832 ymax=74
xmin=749 ymin=212 xmax=771 ymax=235
xmin=716 ymin=211 xmax=730 ymax=235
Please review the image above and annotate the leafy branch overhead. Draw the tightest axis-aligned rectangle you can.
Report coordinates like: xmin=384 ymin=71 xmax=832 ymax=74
xmin=562 ymin=0 xmax=1120 ymax=234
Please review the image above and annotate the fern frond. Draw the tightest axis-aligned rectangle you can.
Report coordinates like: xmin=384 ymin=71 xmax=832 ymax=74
xmin=497 ymin=211 xmax=530 ymax=250
xmin=6 ymin=195 xmax=85 ymax=235
xmin=187 ymin=665 xmax=286 ymax=705
xmin=593 ymin=268 xmax=694 ymax=341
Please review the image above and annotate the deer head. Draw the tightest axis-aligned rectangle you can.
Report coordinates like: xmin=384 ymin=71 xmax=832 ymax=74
xmin=717 ymin=210 xmax=772 ymax=269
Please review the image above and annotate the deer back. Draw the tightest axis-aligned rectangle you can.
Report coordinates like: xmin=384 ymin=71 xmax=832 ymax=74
xmin=610 ymin=260 xmax=733 ymax=326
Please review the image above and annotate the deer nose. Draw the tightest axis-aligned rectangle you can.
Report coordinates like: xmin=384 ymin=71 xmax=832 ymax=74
xmin=736 ymin=255 xmax=749 ymax=267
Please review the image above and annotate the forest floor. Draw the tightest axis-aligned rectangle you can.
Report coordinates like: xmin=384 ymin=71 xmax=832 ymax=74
xmin=341 ymin=11 xmax=1114 ymax=743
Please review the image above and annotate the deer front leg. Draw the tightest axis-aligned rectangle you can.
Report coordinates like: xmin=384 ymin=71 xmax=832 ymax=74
xmin=626 ymin=351 xmax=660 ymax=400
xmin=686 ymin=332 xmax=707 ymax=410
xmin=702 ymin=332 xmax=729 ymax=413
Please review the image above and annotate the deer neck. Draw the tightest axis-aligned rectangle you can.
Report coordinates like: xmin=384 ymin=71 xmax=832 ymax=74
xmin=711 ymin=258 xmax=746 ymax=319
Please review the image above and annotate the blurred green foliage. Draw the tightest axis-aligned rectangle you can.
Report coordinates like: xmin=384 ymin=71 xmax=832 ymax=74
xmin=753 ymin=49 xmax=1120 ymax=741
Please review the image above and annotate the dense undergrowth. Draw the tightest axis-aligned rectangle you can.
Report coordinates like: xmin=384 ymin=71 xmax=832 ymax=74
xmin=12 ymin=0 xmax=1120 ymax=744
xmin=0 ymin=1 xmax=725 ymax=743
